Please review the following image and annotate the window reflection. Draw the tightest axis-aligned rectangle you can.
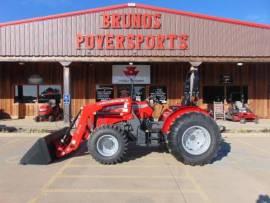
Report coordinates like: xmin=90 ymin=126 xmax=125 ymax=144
xmin=14 ymin=85 xmax=62 ymax=103
xmin=15 ymin=85 xmax=37 ymax=103
xmin=39 ymin=85 xmax=61 ymax=103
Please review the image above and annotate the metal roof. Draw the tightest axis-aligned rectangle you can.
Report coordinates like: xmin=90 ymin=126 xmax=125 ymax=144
xmin=0 ymin=3 xmax=269 ymax=60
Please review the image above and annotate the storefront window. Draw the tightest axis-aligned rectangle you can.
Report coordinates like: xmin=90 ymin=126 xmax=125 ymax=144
xmin=133 ymin=86 xmax=146 ymax=101
xmin=203 ymin=85 xmax=248 ymax=103
xmin=117 ymin=85 xmax=146 ymax=101
xmin=14 ymin=85 xmax=61 ymax=103
xmin=38 ymin=85 xmax=62 ymax=103
xmin=117 ymin=85 xmax=131 ymax=98
xmin=96 ymin=85 xmax=114 ymax=101
xmin=203 ymin=86 xmax=224 ymax=103
xmin=149 ymin=86 xmax=167 ymax=104
xmin=226 ymin=86 xmax=248 ymax=103
xmin=15 ymin=85 xmax=37 ymax=103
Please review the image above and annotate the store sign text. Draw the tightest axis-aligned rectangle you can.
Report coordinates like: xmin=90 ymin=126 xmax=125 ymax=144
xmin=76 ymin=13 xmax=189 ymax=50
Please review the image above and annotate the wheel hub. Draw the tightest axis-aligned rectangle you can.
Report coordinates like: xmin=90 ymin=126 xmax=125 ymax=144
xmin=181 ymin=126 xmax=211 ymax=155
xmin=96 ymin=135 xmax=119 ymax=157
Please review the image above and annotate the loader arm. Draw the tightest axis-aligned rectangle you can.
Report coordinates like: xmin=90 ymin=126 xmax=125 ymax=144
xmin=55 ymin=104 xmax=102 ymax=157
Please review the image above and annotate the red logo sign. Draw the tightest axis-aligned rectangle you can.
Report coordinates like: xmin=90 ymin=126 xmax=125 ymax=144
xmin=123 ymin=66 xmax=139 ymax=77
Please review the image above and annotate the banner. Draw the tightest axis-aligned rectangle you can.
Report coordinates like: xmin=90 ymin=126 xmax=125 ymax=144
xmin=112 ymin=65 xmax=150 ymax=84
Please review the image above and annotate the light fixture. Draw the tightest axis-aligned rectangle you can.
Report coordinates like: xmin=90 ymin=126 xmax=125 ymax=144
xmin=189 ymin=61 xmax=202 ymax=67
xmin=129 ymin=62 xmax=133 ymax=65
xmin=28 ymin=74 xmax=43 ymax=84
xmin=19 ymin=62 xmax=25 ymax=66
xmin=237 ymin=62 xmax=244 ymax=66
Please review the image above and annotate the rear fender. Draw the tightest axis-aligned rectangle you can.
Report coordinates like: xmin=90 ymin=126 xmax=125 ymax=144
xmin=161 ymin=106 xmax=209 ymax=134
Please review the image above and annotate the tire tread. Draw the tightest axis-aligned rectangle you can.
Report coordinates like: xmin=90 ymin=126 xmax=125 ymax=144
xmin=168 ymin=112 xmax=221 ymax=166
xmin=88 ymin=125 xmax=128 ymax=164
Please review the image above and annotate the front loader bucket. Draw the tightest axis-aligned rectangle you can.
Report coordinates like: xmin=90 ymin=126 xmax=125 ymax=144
xmin=20 ymin=127 xmax=69 ymax=165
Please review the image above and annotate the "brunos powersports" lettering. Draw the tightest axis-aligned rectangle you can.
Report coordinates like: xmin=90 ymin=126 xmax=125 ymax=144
xmin=76 ymin=13 xmax=189 ymax=50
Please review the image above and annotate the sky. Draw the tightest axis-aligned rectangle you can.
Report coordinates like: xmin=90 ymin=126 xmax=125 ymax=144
xmin=0 ymin=0 xmax=269 ymax=25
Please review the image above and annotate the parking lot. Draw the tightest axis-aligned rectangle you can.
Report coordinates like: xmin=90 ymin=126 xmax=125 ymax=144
xmin=0 ymin=134 xmax=270 ymax=203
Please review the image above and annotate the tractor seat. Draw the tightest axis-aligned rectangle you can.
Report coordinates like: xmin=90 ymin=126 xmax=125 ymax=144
xmin=235 ymin=101 xmax=247 ymax=112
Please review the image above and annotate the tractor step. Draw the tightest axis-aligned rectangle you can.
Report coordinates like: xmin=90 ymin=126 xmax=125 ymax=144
xmin=136 ymin=132 xmax=161 ymax=146
xmin=150 ymin=121 xmax=163 ymax=133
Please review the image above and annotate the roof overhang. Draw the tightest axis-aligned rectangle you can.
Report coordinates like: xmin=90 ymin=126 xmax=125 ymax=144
xmin=0 ymin=56 xmax=269 ymax=63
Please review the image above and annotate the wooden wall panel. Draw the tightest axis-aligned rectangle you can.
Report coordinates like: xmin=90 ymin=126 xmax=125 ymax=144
xmin=71 ymin=63 xmax=95 ymax=116
xmin=151 ymin=63 xmax=189 ymax=104
xmin=70 ymin=62 xmax=113 ymax=115
xmin=248 ymin=63 xmax=269 ymax=118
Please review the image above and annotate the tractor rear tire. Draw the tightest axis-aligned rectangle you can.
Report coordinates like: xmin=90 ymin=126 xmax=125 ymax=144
xmin=88 ymin=125 xmax=128 ymax=164
xmin=168 ymin=112 xmax=221 ymax=166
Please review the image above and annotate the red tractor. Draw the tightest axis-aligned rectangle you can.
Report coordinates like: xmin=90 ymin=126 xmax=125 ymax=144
xmin=21 ymin=67 xmax=221 ymax=166
xmin=34 ymin=99 xmax=63 ymax=122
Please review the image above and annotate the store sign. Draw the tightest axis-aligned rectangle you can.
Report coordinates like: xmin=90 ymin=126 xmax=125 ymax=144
xmin=63 ymin=94 xmax=71 ymax=104
xmin=150 ymin=86 xmax=167 ymax=104
xmin=112 ymin=65 xmax=150 ymax=84
xmin=76 ymin=13 xmax=189 ymax=50
xmin=96 ymin=85 xmax=114 ymax=101
xmin=220 ymin=74 xmax=233 ymax=84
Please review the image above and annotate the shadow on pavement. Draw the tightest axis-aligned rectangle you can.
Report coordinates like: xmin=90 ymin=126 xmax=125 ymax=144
xmin=66 ymin=139 xmax=231 ymax=164
xmin=0 ymin=125 xmax=17 ymax=132
xmin=125 ymin=142 xmax=168 ymax=162
xmin=257 ymin=194 xmax=270 ymax=203
xmin=66 ymin=141 xmax=166 ymax=163
xmin=211 ymin=139 xmax=231 ymax=164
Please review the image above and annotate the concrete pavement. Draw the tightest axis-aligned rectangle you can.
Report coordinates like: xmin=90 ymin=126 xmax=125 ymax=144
xmin=1 ymin=135 xmax=270 ymax=203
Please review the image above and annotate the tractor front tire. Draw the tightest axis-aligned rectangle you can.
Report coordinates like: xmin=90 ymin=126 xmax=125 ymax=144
xmin=168 ymin=112 xmax=221 ymax=166
xmin=88 ymin=125 xmax=128 ymax=164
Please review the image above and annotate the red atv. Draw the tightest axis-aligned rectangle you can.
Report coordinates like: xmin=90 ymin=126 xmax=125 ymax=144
xmin=22 ymin=97 xmax=221 ymax=166
xmin=34 ymin=99 xmax=63 ymax=122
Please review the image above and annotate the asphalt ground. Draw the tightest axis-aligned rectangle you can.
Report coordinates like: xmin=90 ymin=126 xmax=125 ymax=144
xmin=0 ymin=135 xmax=270 ymax=203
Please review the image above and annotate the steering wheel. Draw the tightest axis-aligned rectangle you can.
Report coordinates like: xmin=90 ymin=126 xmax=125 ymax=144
xmin=146 ymin=95 xmax=163 ymax=107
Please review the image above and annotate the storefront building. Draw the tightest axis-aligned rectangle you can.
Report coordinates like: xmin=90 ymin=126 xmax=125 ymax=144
xmin=0 ymin=3 xmax=270 ymax=120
